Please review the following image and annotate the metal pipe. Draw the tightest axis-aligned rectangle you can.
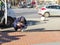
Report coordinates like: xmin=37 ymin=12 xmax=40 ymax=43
xmin=4 ymin=0 xmax=7 ymax=24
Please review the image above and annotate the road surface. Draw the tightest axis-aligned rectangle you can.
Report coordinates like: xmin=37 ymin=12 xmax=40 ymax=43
xmin=0 ymin=8 xmax=60 ymax=31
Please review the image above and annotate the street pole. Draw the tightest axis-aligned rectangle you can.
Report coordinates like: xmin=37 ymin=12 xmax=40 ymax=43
xmin=4 ymin=0 xmax=7 ymax=24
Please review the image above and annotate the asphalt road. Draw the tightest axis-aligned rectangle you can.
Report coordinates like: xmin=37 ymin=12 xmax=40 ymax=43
xmin=0 ymin=8 xmax=41 ymax=31
xmin=1 ymin=8 xmax=60 ymax=31
xmin=12 ymin=8 xmax=40 ymax=18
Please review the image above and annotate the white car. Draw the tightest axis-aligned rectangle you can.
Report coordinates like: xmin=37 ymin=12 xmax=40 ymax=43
xmin=38 ymin=5 xmax=60 ymax=17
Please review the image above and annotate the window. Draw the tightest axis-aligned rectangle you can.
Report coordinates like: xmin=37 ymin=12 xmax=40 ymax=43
xmin=56 ymin=6 xmax=60 ymax=9
xmin=46 ymin=6 xmax=51 ymax=8
xmin=46 ymin=5 xmax=56 ymax=9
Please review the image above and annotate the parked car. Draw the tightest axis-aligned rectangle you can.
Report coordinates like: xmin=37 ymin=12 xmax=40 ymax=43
xmin=38 ymin=5 xmax=60 ymax=17
xmin=0 ymin=1 xmax=16 ymax=28
xmin=27 ymin=3 xmax=33 ymax=8
xmin=19 ymin=2 xmax=27 ymax=8
xmin=0 ymin=0 xmax=16 ymax=27
xmin=0 ymin=8 xmax=16 ymax=27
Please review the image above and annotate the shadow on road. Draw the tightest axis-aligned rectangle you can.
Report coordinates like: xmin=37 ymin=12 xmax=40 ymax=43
xmin=27 ymin=20 xmax=40 ymax=26
xmin=0 ymin=25 xmax=12 ymax=29
xmin=25 ymin=28 xmax=45 ymax=32
xmin=0 ymin=31 xmax=25 ymax=45
xmin=25 ymin=29 xmax=60 ymax=32
xmin=0 ymin=20 xmax=40 ymax=29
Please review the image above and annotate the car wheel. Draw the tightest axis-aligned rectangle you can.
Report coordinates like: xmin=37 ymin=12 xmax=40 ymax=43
xmin=44 ymin=12 xmax=50 ymax=18
xmin=3 ymin=17 xmax=14 ymax=27
xmin=7 ymin=18 xmax=14 ymax=27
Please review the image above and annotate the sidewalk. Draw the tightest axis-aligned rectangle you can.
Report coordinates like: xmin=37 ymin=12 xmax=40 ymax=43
xmin=1 ymin=31 xmax=60 ymax=45
xmin=11 ymin=6 xmax=19 ymax=9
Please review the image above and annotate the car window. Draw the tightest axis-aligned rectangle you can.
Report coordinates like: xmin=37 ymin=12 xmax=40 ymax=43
xmin=56 ymin=6 xmax=60 ymax=9
xmin=46 ymin=6 xmax=51 ymax=8
xmin=46 ymin=5 xmax=56 ymax=9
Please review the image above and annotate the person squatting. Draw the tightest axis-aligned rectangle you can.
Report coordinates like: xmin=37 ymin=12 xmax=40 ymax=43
xmin=13 ymin=16 xmax=27 ymax=32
